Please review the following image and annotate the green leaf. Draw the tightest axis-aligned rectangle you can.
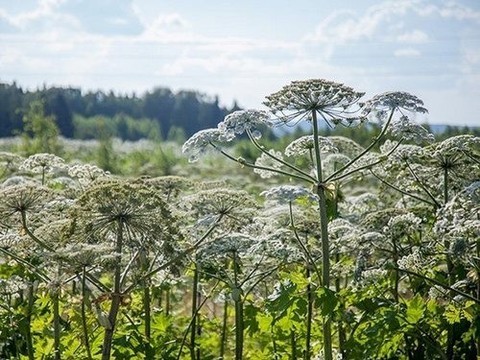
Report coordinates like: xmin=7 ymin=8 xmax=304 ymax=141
xmin=406 ymin=294 xmax=425 ymax=324
xmin=316 ymin=286 xmax=338 ymax=317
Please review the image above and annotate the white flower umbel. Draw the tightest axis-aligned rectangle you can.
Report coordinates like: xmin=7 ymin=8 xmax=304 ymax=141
xmin=285 ymin=135 xmax=338 ymax=157
xmin=362 ymin=91 xmax=433 ymax=143
xmin=19 ymin=153 xmax=65 ymax=174
xmin=182 ymin=128 xmax=234 ymax=163
xmin=264 ymin=79 xmax=366 ymax=127
xmin=217 ymin=109 xmax=273 ymax=139
xmin=390 ymin=115 xmax=435 ymax=143
xmin=67 ymin=163 xmax=111 ymax=187
xmin=397 ymin=247 xmax=424 ymax=272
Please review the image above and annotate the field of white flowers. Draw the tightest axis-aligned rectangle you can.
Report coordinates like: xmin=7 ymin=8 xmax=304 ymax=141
xmin=0 ymin=79 xmax=479 ymax=360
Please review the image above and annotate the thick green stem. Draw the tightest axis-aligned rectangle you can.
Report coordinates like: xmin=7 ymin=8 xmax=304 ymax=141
xmin=190 ymin=262 xmax=199 ymax=360
xmin=53 ymin=276 xmax=61 ymax=360
xmin=291 ymin=330 xmax=297 ymax=360
xmin=233 ymin=251 xmax=244 ymax=360
xmin=81 ymin=267 xmax=93 ymax=360
xmin=234 ymin=299 xmax=244 ymax=360
xmin=312 ymin=111 xmax=333 ymax=360
xmin=220 ymin=299 xmax=228 ymax=359
xmin=101 ymin=220 xmax=124 ymax=360
xmin=335 ymin=254 xmax=346 ymax=359
xmin=25 ymin=282 xmax=35 ymax=360
xmin=143 ymin=285 xmax=152 ymax=357
xmin=305 ymin=265 xmax=313 ymax=360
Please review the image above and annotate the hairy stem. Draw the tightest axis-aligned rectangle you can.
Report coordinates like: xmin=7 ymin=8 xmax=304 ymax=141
xmin=101 ymin=220 xmax=124 ymax=360
xmin=233 ymin=251 xmax=244 ymax=360
xmin=190 ymin=262 xmax=200 ymax=360
xmin=81 ymin=267 xmax=93 ymax=360
xmin=25 ymin=282 xmax=35 ymax=360
xmin=312 ymin=110 xmax=333 ymax=360
xmin=220 ymin=299 xmax=228 ymax=359
xmin=53 ymin=272 xmax=61 ymax=360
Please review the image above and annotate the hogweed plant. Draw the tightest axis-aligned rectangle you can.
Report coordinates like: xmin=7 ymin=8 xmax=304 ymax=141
xmin=182 ymin=78 xmax=479 ymax=359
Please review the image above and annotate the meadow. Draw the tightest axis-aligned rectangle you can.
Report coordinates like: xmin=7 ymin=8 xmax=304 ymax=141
xmin=0 ymin=79 xmax=479 ymax=360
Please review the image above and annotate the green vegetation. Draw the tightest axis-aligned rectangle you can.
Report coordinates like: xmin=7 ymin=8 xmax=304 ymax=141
xmin=0 ymin=79 xmax=479 ymax=360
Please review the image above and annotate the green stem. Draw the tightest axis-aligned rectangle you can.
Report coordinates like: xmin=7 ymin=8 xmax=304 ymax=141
xmin=404 ymin=161 xmax=441 ymax=208
xmin=396 ymin=268 xmax=479 ymax=304
xmin=81 ymin=267 xmax=93 ymax=360
xmin=53 ymin=271 xmax=61 ymax=360
xmin=291 ymin=330 xmax=297 ymax=360
xmin=143 ymin=285 xmax=152 ymax=357
xmin=21 ymin=211 xmax=54 ymax=252
xmin=328 ymin=138 xmax=403 ymax=182
xmin=176 ymin=282 xmax=220 ymax=360
xmin=190 ymin=262 xmax=199 ymax=360
xmin=370 ymin=170 xmax=437 ymax=207
xmin=392 ymin=236 xmax=400 ymax=303
xmin=211 ymin=143 xmax=316 ymax=184
xmin=233 ymin=251 xmax=244 ymax=360
xmin=312 ymin=110 xmax=333 ymax=360
xmin=101 ymin=220 xmax=124 ymax=360
xmin=246 ymin=128 xmax=317 ymax=181
xmin=305 ymin=264 xmax=313 ymax=360
xmin=25 ymin=282 xmax=35 ymax=360
xmin=220 ymin=299 xmax=228 ymax=359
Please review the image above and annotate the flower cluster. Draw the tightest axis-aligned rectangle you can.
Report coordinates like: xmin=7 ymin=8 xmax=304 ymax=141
xmin=362 ymin=91 xmax=428 ymax=118
xmin=67 ymin=163 xmax=110 ymax=187
xmin=182 ymin=128 xmax=234 ymax=163
xmin=284 ymin=135 xmax=338 ymax=157
xmin=264 ymin=79 xmax=365 ymax=126
xmin=389 ymin=115 xmax=435 ymax=143
xmin=19 ymin=153 xmax=65 ymax=175
xmin=217 ymin=109 xmax=273 ymax=139
xmin=397 ymin=248 xmax=424 ymax=272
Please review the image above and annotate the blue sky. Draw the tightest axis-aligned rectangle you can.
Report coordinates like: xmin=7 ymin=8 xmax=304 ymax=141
xmin=1 ymin=0 xmax=479 ymax=126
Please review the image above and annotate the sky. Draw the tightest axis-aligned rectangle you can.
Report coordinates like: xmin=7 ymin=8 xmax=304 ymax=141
xmin=1 ymin=0 xmax=480 ymax=126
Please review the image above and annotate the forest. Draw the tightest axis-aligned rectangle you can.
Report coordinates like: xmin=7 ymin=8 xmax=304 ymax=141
xmin=0 ymin=81 xmax=239 ymax=141
xmin=0 ymin=79 xmax=479 ymax=360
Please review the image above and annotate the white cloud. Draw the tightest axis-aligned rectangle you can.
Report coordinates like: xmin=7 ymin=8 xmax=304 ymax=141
xmin=415 ymin=1 xmax=480 ymax=22
xmin=397 ymin=29 xmax=429 ymax=43
xmin=394 ymin=47 xmax=421 ymax=57
xmin=304 ymin=0 xmax=422 ymax=44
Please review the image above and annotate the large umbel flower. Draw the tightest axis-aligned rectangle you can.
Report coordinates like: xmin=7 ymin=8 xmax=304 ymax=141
xmin=264 ymin=79 xmax=366 ymax=127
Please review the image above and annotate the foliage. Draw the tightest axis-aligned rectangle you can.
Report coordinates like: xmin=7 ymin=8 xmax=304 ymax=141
xmin=0 ymin=78 xmax=479 ymax=360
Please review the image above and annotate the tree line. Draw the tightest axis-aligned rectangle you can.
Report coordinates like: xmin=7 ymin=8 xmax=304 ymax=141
xmin=0 ymin=81 xmax=240 ymax=140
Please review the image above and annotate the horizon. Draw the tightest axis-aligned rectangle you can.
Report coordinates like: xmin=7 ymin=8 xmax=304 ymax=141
xmin=1 ymin=0 xmax=480 ymax=126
